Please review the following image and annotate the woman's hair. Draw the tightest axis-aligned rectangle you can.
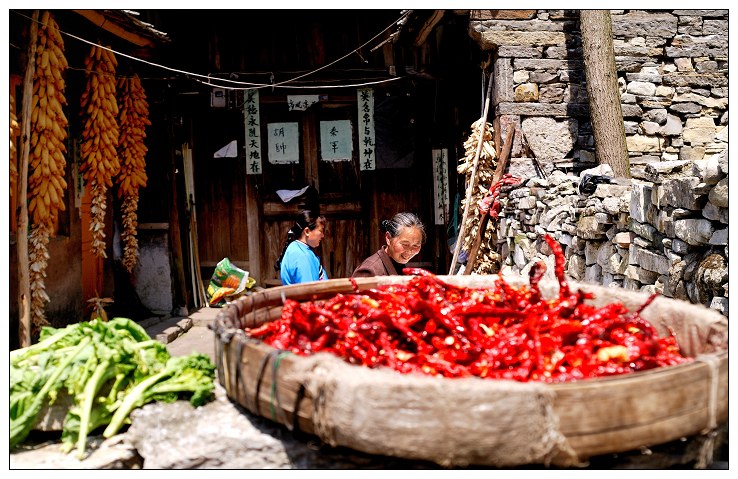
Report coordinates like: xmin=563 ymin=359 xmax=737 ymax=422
xmin=381 ymin=212 xmax=426 ymax=242
xmin=274 ymin=209 xmax=326 ymax=272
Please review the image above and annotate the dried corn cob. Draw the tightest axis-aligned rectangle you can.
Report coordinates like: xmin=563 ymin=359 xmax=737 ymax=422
xmin=27 ymin=11 xmax=69 ymax=330
xmin=79 ymin=43 xmax=119 ymax=258
xmin=115 ymin=74 xmax=150 ymax=272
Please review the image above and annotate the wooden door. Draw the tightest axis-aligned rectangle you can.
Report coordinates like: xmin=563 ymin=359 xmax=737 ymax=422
xmin=191 ymin=108 xmax=253 ymax=284
xmin=258 ymin=94 xmax=368 ymax=283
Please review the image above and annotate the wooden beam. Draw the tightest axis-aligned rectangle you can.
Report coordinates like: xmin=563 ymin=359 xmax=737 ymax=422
xmin=245 ymin=175 xmax=261 ymax=286
xmin=17 ymin=10 xmax=39 ymax=348
xmin=414 ymin=10 xmax=445 ymax=47
xmin=262 ymin=200 xmax=362 ymax=218
xmin=302 ymin=109 xmax=319 ymax=192
xmin=463 ymin=127 xmax=514 ymax=275
xmin=166 ymin=120 xmax=188 ymax=313
xmin=73 ymin=10 xmax=155 ymax=48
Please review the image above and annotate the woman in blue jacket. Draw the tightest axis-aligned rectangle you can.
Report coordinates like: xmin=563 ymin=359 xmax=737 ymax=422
xmin=275 ymin=210 xmax=328 ymax=285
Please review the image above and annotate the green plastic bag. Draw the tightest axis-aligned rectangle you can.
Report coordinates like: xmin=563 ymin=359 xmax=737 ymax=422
xmin=206 ymin=258 xmax=256 ymax=307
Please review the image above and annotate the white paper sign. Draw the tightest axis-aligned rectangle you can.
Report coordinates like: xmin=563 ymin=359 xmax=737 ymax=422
xmin=320 ymin=120 xmax=352 ymax=161
xmin=267 ymin=122 xmax=300 ymax=164
xmin=432 ymin=148 xmax=450 ymax=225
xmin=287 ymin=95 xmax=320 ymax=111
xmin=243 ymin=90 xmax=262 ymax=174
xmin=357 ymin=88 xmax=375 ymax=170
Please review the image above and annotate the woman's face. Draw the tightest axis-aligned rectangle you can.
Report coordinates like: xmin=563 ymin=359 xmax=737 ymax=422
xmin=386 ymin=227 xmax=423 ymax=264
xmin=304 ymin=224 xmax=324 ymax=249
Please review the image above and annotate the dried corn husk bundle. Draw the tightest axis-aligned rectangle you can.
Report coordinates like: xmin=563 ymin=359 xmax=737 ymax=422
xmin=10 ymin=90 xmax=19 ymax=197
xmin=115 ymin=74 xmax=150 ymax=272
xmin=27 ymin=11 xmax=69 ymax=330
xmin=79 ymin=44 xmax=119 ymax=258
xmin=29 ymin=222 xmax=51 ymax=327
xmin=456 ymin=119 xmax=497 ymax=262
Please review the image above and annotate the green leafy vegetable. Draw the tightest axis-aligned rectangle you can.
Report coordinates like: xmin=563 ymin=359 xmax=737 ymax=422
xmin=103 ymin=353 xmax=216 ymax=438
xmin=9 ymin=317 xmax=216 ymax=459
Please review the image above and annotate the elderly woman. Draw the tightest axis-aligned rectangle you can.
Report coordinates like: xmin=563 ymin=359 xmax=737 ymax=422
xmin=351 ymin=212 xmax=426 ymax=277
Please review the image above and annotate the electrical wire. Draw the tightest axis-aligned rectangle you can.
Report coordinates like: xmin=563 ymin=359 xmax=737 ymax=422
xmin=253 ymin=9 xmax=412 ymax=90
xmin=11 ymin=9 xmax=412 ymax=91
xmin=192 ymin=75 xmax=406 ymax=91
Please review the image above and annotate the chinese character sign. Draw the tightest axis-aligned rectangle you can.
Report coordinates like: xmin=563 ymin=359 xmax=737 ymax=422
xmin=357 ymin=88 xmax=375 ymax=170
xmin=432 ymin=148 xmax=450 ymax=225
xmin=243 ymin=90 xmax=262 ymax=174
xmin=267 ymin=122 xmax=300 ymax=164
xmin=319 ymin=120 xmax=353 ymax=162
xmin=287 ymin=95 xmax=320 ymax=111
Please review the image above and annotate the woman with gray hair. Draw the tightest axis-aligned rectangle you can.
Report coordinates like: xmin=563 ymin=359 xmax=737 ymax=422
xmin=351 ymin=212 xmax=426 ymax=277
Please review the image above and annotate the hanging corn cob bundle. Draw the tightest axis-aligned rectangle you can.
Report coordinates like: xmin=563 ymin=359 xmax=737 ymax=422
xmin=27 ymin=11 xmax=69 ymax=329
xmin=115 ymin=74 xmax=150 ymax=272
xmin=79 ymin=43 xmax=120 ymax=258
xmin=10 ymin=87 xmax=19 ymax=198
xmin=456 ymin=119 xmax=497 ymax=271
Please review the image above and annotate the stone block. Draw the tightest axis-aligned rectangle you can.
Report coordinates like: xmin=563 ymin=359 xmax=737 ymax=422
xmin=674 ymin=218 xmax=715 ymax=246
xmin=475 ymin=30 xmax=567 ymax=49
xmin=708 ymin=177 xmax=728 ymax=207
xmin=514 ymin=83 xmax=539 ymax=102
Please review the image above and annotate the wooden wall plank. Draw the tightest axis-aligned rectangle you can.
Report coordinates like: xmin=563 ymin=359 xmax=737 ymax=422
xmin=245 ymin=174 xmax=261 ymax=283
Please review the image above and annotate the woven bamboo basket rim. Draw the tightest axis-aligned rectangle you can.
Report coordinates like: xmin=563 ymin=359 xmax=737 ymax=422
xmin=211 ymin=275 xmax=728 ymax=466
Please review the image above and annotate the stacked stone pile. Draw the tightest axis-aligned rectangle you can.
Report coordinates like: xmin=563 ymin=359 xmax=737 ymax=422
xmin=494 ymin=150 xmax=728 ymax=316
xmin=630 ymin=151 xmax=728 ymax=315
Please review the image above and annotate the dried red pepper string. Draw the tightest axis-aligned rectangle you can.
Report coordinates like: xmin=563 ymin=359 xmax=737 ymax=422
xmin=543 ymin=234 xmax=570 ymax=299
xmin=246 ymin=235 xmax=691 ymax=383
xmin=478 ymin=174 xmax=522 ymax=220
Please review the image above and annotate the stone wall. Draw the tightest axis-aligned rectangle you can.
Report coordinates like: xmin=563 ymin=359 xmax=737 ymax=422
xmin=465 ymin=10 xmax=728 ymax=316
xmin=468 ymin=9 xmax=728 ymax=179
xmin=495 ymin=150 xmax=728 ymax=316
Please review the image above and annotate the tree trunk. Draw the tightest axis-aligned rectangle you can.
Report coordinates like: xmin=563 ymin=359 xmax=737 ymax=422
xmin=580 ymin=10 xmax=631 ymax=178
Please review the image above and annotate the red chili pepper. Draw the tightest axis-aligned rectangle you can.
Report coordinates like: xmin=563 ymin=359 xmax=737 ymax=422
xmin=245 ymin=236 xmax=692 ymax=382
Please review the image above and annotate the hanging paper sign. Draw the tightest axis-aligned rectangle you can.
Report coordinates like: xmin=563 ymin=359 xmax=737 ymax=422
xmin=287 ymin=95 xmax=320 ymax=111
xmin=267 ymin=122 xmax=300 ymax=164
xmin=357 ymin=88 xmax=375 ymax=170
xmin=243 ymin=90 xmax=262 ymax=174
xmin=319 ymin=120 xmax=353 ymax=161
xmin=432 ymin=148 xmax=450 ymax=225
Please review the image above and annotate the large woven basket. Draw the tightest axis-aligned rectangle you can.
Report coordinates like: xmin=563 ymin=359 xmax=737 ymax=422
xmin=211 ymin=275 xmax=728 ymax=467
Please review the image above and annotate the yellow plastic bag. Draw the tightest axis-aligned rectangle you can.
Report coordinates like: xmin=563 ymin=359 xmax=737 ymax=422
xmin=206 ymin=258 xmax=256 ymax=306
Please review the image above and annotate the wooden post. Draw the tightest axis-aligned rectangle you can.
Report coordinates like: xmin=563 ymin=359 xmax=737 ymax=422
xmin=448 ymin=74 xmax=493 ymax=275
xmin=245 ymin=174 xmax=261 ymax=286
xmin=167 ymin=122 xmax=189 ymax=313
xmin=463 ymin=127 xmax=514 ymax=275
xmin=182 ymin=143 xmax=208 ymax=308
xmin=17 ymin=10 xmax=39 ymax=348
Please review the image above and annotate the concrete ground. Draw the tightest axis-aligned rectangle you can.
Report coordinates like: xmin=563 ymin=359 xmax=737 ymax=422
xmin=141 ymin=306 xmax=220 ymax=361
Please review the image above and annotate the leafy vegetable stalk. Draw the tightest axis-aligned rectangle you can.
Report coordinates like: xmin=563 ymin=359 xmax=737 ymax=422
xmin=75 ymin=359 xmax=113 ymax=458
xmin=103 ymin=354 xmax=215 ymax=438
xmin=10 ymin=317 xmax=216 ymax=458
xmin=10 ymin=337 xmax=92 ymax=448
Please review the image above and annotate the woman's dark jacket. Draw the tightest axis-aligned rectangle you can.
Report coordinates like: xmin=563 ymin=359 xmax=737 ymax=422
xmin=351 ymin=247 xmax=399 ymax=277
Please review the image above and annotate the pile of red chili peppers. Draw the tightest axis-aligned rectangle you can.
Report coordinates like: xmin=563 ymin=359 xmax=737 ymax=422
xmin=246 ymin=235 xmax=691 ymax=383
